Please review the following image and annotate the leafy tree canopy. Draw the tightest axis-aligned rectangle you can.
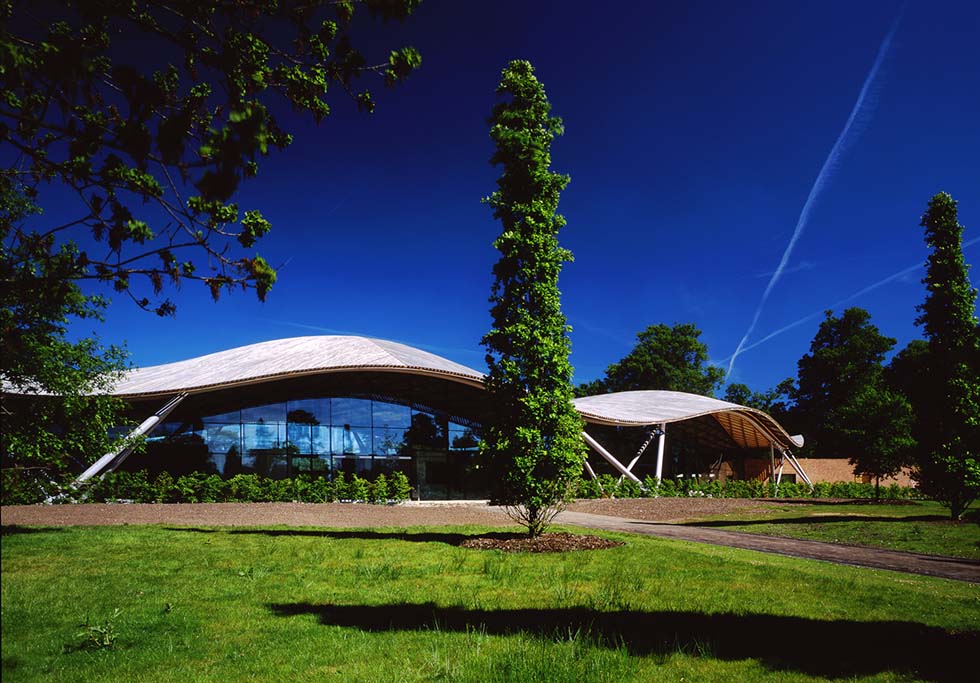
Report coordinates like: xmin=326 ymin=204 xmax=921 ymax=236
xmin=480 ymin=59 xmax=584 ymax=537
xmin=1 ymin=0 xmax=421 ymax=478
xmin=885 ymin=339 xmax=930 ymax=402
xmin=833 ymin=384 xmax=915 ymax=499
xmin=912 ymin=192 xmax=979 ymax=519
xmin=723 ymin=378 xmax=794 ymax=416
xmin=2 ymin=0 xmax=421 ymax=316
xmin=581 ymin=323 xmax=725 ymax=398
xmin=794 ymin=307 xmax=896 ymax=457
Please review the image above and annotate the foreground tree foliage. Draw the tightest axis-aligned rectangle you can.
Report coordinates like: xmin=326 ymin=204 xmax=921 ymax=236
xmin=2 ymin=0 xmax=420 ymax=313
xmin=0 ymin=176 xmax=132 ymax=486
xmin=723 ymin=378 xmax=795 ymax=418
xmin=1 ymin=0 xmax=421 ymax=478
xmin=834 ymin=384 xmax=915 ymax=499
xmin=912 ymin=192 xmax=979 ymax=519
xmin=578 ymin=323 xmax=725 ymax=397
xmin=793 ymin=308 xmax=896 ymax=458
xmin=481 ymin=60 xmax=584 ymax=537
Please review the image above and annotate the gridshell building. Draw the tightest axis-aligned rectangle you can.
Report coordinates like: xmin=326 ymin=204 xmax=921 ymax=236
xmin=72 ymin=335 xmax=809 ymax=497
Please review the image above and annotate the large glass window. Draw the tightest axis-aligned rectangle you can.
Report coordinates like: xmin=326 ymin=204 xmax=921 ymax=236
xmin=207 ymin=409 xmax=242 ymax=424
xmin=287 ymin=422 xmax=312 ymax=455
xmin=143 ymin=396 xmax=481 ymax=494
xmin=372 ymin=402 xmax=411 ymax=429
xmin=242 ymin=402 xmax=286 ymax=424
xmin=332 ymin=425 xmax=371 ymax=455
xmin=287 ymin=399 xmax=329 ymax=426
xmin=374 ymin=427 xmax=407 ymax=456
xmin=331 ymin=398 xmax=372 ymax=427
xmin=311 ymin=425 xmax=331 ymax=455
xmin=204 ymin=423 xmax=242 ymax=454
xmin=244 ymin=422 xmax=282 ymax=452
xmin=449 ymin=423 xmax=480 ymax=452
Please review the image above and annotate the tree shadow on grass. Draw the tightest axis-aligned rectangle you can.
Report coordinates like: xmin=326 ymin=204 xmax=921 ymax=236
xmin=269 ymin=601 xmax=977 ymax=682
xmin=1 ymin=525 xmax=64 ymax=536
xmin=684 ymin=514 xmax=951 ymax=527
xmin=165 ymin=527 xmax=526 ymax=546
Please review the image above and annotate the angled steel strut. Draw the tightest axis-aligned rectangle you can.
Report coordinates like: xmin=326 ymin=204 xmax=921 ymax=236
xmin=74 ymin=392 xmax=189 ymax=484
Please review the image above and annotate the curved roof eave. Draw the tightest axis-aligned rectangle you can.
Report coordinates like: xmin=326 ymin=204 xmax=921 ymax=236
xmin=109 ymin=335 xmax=486 ymax=399
xmin=573 ymin=390 xmax=802 ymax=451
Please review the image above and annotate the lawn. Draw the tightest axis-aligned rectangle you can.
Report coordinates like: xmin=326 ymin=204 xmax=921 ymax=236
xmin=2 ymin=524 xmax=977 ymax=683
xmin=682 ymin=500 xmax=980 ymax=559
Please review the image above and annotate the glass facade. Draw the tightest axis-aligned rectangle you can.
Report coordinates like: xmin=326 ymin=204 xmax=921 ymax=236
xmin=138 ymin=396 xmax=487 ymax=499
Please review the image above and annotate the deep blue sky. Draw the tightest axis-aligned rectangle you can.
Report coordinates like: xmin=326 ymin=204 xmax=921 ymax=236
xmin=63 ymin=0 xmax=979 ymax=393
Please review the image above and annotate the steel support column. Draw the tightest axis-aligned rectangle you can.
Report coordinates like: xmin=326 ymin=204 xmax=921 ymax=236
xmin=75 ymin=392 xmax=188 ymax=484
xmin=618 ymin=428 xmax=659 ymax=484
xmin=581 ymin=431 xmax=644 ymax=486
xmin=654 ymin=423 xmax=666 ymax=481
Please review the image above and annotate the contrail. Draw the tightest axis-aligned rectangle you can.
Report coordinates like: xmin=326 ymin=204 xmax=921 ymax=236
xmin=725 ymin=11 xmax=904 ymax=379
xmin=717 ymin=235 xmax=980 ymax=364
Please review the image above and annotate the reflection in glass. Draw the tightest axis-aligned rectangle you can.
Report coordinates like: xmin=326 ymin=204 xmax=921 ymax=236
xmin=287 ymin=423 xmax=312 ymax=454
xmin=244 ymin=422 xmax=282 ymax=452
xmin=332 ymin=426 xmax=372 ymax=455
xmin=331 ymin=398 xmax=372 ymax=427
xmin=242 ymin=402 xmax=286 ymax=424
xmin=204 ymin=423 xmax=242 ymax=454
xmin=312 ymin=425 xmax=330 ymax=454
xmin=287 ymin=398 xmax=329 ymax=425
xmin=402 ymin=412 xmax=447 ymax=452
xmin=450 ymin=428 xmax=480 ymax=452
xmin=206 ymin=409 xmax=242 ymax=424
xmin=372 ymin=402 xmax=411 ymax=428
xmin=374 ymin=427 xmax=407 ymax=456
xmin=137 ymin=395 xmax=482 ymax=496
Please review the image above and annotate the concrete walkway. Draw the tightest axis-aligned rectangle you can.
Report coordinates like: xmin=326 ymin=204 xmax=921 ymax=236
xmin=556 ymin=510 xmax=980 ymax=583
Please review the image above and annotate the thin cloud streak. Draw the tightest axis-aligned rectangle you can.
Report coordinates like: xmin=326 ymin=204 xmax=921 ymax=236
xmin=567 ymin=315 xmax=634 ymax=348
xmin=724 ymin=10 xmax=904 ymax=380
xmin=754 ymin=260 xmax=817 ymax=279
xmin=717 ymin=235 xmax=980 ymax=364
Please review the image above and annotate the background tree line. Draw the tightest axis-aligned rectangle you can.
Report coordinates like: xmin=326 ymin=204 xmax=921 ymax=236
xmin=2 ymin=3 xmax=975 ymax=528
xmin=578 ymin=194 xmax=977 ymax=517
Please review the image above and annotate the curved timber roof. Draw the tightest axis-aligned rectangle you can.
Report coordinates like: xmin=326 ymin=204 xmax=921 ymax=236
xmin=111 ymin=335 xmax=485 ymax=398
xmin=9 ymin=334 xmax=803 ymax=450
xmin=574 ymin=390 xmax=804 ymax=450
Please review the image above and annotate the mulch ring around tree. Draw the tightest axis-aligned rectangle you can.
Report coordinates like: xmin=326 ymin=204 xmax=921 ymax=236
xmin=460 ymin=532 xmax=624 ymax=553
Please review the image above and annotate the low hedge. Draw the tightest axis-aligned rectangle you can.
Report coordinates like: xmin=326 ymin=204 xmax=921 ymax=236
xmin=573 ymin=474 xmax=921 ymax=500
xmin=1 ymin=467 xmax=921 ymax=505
xmin=0 ymin=469 xmax=413 ymax=505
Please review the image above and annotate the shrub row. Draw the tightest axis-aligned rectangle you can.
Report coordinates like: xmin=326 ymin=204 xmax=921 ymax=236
xmin=0 ymin=470 xmax=412 ymax=505
xmin=1 ymin=468 xmax=921 ymax=505
xmin=573 ymin=474 xmax=921 ymax=500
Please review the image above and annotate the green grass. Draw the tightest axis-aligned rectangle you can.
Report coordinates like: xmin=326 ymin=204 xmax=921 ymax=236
xmin=683 ymin=500 xmax=980 ymax=559
xmin=2 ymin=524 xmax=978 ymax=683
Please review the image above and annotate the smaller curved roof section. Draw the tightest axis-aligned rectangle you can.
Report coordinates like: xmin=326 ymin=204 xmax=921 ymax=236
xmin=574 ymin=390 xmax=803 ymax=450
xmin=112 ymin=335 xmax=484 ymax=398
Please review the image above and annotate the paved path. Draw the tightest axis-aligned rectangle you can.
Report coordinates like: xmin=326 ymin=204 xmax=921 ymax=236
xmin=556 ymin=510 xmax=980 ymax=583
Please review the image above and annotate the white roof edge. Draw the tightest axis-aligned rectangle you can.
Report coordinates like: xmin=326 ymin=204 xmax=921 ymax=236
xmin=108 ymin=335 xmax=484 ymax=397
xmin=573 ymin=389 xmax=800 ymax=450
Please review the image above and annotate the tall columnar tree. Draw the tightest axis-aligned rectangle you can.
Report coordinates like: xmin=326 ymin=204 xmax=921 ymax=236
xmin=794 ymin=308 xmax=896 ymax=457
xmin=913 ymin=192 xmax=979 ymax=519
xmin=481 ymin=60 xmax=584 ymax=537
